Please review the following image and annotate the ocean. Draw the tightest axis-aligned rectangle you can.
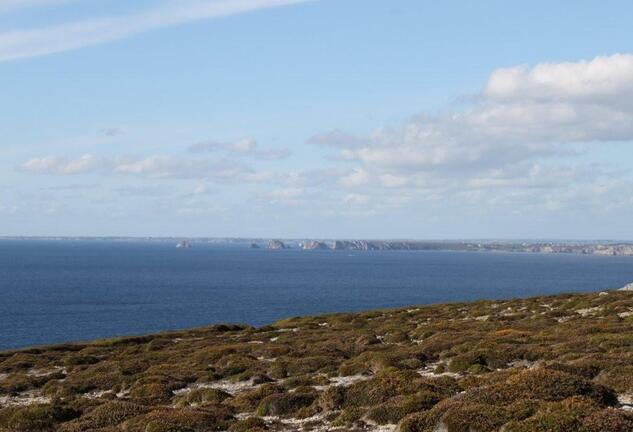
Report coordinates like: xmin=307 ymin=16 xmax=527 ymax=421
xmin=1 ymin=239 xmax=632 ymax=351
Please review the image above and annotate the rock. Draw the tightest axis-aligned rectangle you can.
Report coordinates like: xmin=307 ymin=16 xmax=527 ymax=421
xmin=250 ymin=243 xmax=260 ymax=249
xmin=619 ymin=283 xmax=633 ymax=291
xmin=303 ymin=241 xmax=331 ymax=250
xmin=333 ymin=240 xmax=381 ymax=251
xmin=267 ymin=240 xmax=286 ymax=250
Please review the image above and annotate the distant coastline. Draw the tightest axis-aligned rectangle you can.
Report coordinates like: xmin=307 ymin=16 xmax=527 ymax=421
xmin=2 ymin=236 xmax=633 ymax=256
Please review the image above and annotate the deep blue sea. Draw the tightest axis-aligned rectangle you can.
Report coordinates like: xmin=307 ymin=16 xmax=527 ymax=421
xmin=1 ymin=240 xmax=633 ymax=351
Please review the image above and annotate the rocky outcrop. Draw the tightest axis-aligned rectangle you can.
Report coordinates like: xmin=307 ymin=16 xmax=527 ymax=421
xmin=333 ymin=240 xmax=381 ymax=251
xmin=303 ymin=241 xmax=331 ymax=250
xmin=619 ymin=283 xmax=633 ymax=292
xmin=267 ymin=240 xmax=286 ymax=250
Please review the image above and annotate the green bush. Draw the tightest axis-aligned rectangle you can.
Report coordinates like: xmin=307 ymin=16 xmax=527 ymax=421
xmin=6 ymin=404 xmax=79 ymax=432
xmin=255 ymin=392 xmax=316 ymax=416
xmin=229 ymin=416 xmax=267 ymax=431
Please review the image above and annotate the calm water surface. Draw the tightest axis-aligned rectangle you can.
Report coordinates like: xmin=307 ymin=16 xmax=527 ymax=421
xmin=1 ymin=240 xmax=632 ymax=350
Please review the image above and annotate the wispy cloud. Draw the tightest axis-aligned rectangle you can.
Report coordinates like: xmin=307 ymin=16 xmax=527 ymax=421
xmin=0 ymin=0 xmax=314 ymax=62
xmin=0 ymin=0 xmax=73 ymax=14
xmin=189 ymin=137 xmax=290 ymax=160
xmin=17 ymin=153 xmax=278 ymax=183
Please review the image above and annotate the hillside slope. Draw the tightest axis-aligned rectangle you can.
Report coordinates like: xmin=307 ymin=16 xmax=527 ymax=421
xmin=2 ymin=290 xmax=633 ymax=431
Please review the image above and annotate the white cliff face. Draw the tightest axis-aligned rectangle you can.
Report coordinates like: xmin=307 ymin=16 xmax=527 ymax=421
xmin=303 ymin=241 xmax=331 ymax=250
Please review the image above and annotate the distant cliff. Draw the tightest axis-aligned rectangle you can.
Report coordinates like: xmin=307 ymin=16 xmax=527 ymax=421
xmin=303 ymin=241 xmax=330 ymax=250
xmin=268 ymin=240 xmax=633 ymax=256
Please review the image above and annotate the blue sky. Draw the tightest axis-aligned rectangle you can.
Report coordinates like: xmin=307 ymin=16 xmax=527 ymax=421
xmin=1 ymin=0 xmax=632 ymax=238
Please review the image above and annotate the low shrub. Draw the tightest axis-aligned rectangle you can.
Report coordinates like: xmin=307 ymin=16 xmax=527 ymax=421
xmin=256 ymin=392 xmax=316 ymax=416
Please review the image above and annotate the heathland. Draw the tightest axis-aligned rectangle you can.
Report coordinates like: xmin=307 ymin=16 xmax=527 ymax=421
xmin=2 ymin=289 xmax=633 ymax=431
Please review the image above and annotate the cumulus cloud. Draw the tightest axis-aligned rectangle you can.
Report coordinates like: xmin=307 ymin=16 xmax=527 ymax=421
xmin=189 ymin=138 xmax=290 ymax=160
xmin=484 ymin=54 xmax=633 ymax=105
xmin=15 ymin=54 xmax=633 ymax=224
xmin=311 ymin=54 xmax=633 ymax=203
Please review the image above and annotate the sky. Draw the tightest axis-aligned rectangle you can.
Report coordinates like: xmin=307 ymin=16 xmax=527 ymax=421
xmin=1 ymin=0 xmax=632 ymax=239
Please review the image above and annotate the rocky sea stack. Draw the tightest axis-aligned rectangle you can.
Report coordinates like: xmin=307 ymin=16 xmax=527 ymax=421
xmin=2 ymin=290 xmax=633 ymax=431
xmin=267 ymin=240 xmax=286 ymax=250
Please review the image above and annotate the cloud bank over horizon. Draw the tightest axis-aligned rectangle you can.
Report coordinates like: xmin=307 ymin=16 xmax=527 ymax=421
xmin=12 ymin=53 xmax=633 ymax=237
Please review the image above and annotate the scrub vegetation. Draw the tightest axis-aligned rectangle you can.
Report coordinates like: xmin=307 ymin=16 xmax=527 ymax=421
xmin=1 ymin=290 xmax=633 ymax=431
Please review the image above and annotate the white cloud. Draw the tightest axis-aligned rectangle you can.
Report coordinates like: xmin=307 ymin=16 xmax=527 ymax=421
xmin=18 ymin=153 xmax=277 ymax=184
xmin=484 ymin=54 xmax=633 ymax=104
xmin=14 ymin=54 xmax=633 ymax=227
xmin=343 ymin=193 xmax=370 ymax=206
xmin=231 ymin=138 xmax=257 ymax=153
xmin=0 ymin=0 xmax=73 ymax=14
xmin=310 ymin=54 xmax=633 ymax=196
xmin=379 ymin=173 xmax=408 ymax=188
xmin=299 ymin=54 xmax=633 ymax=219
xmin=267 ymin=187 xmax=304 ymax=199
xmin=0 ymin=0 xmax=315 ymax=62
xmin=19 ymin=154 xmax=104 ymax=175
xmin=189 ymin=138 xmax=290 ymax=160
xmin=339 ymin=168 xmax=370 ymax=188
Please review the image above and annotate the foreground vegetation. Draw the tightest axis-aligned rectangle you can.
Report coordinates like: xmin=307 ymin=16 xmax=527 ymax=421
xmin=2 ymin=290 xmax=633 ymax=431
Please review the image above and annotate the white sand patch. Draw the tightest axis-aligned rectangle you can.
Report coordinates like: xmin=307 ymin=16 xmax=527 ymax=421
xmin=417 ymin=362 xmax=461 ymax=378
xmin=174 ymin=378 xmax=259 ymax=396
xmin=313 ymin=374 xmax=373 ymax=391
xmin=0 ymin=392 xmax=51 ymax=407
xmin=474 ymin=315 xmax=490 ymax=321
xmin=270 ymin=337 xmax=279 ymax=342
xmin=576 ymin=307 xmax=601 ymax=317
xmin=508 ymin=360 xmax=536 ymax=369
xmin=262 ymin=413 xmax=347 ymax=431
xmin=556 ymin=316 xmax=572 ymax=323
xmin=618 ymin=310 xmax=633 ymax=319
xmin=619 ymin=394 xmax=633 ymax=410
xmin=83 ymin=390 xmax=112 ymax=399
xmin=330 ymin=374 xmax=372 ymax=386
xmin=27 ymin=366 xmax=65 ymax=377
xmin=83 ymin=388 xmax=129 ymax=400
